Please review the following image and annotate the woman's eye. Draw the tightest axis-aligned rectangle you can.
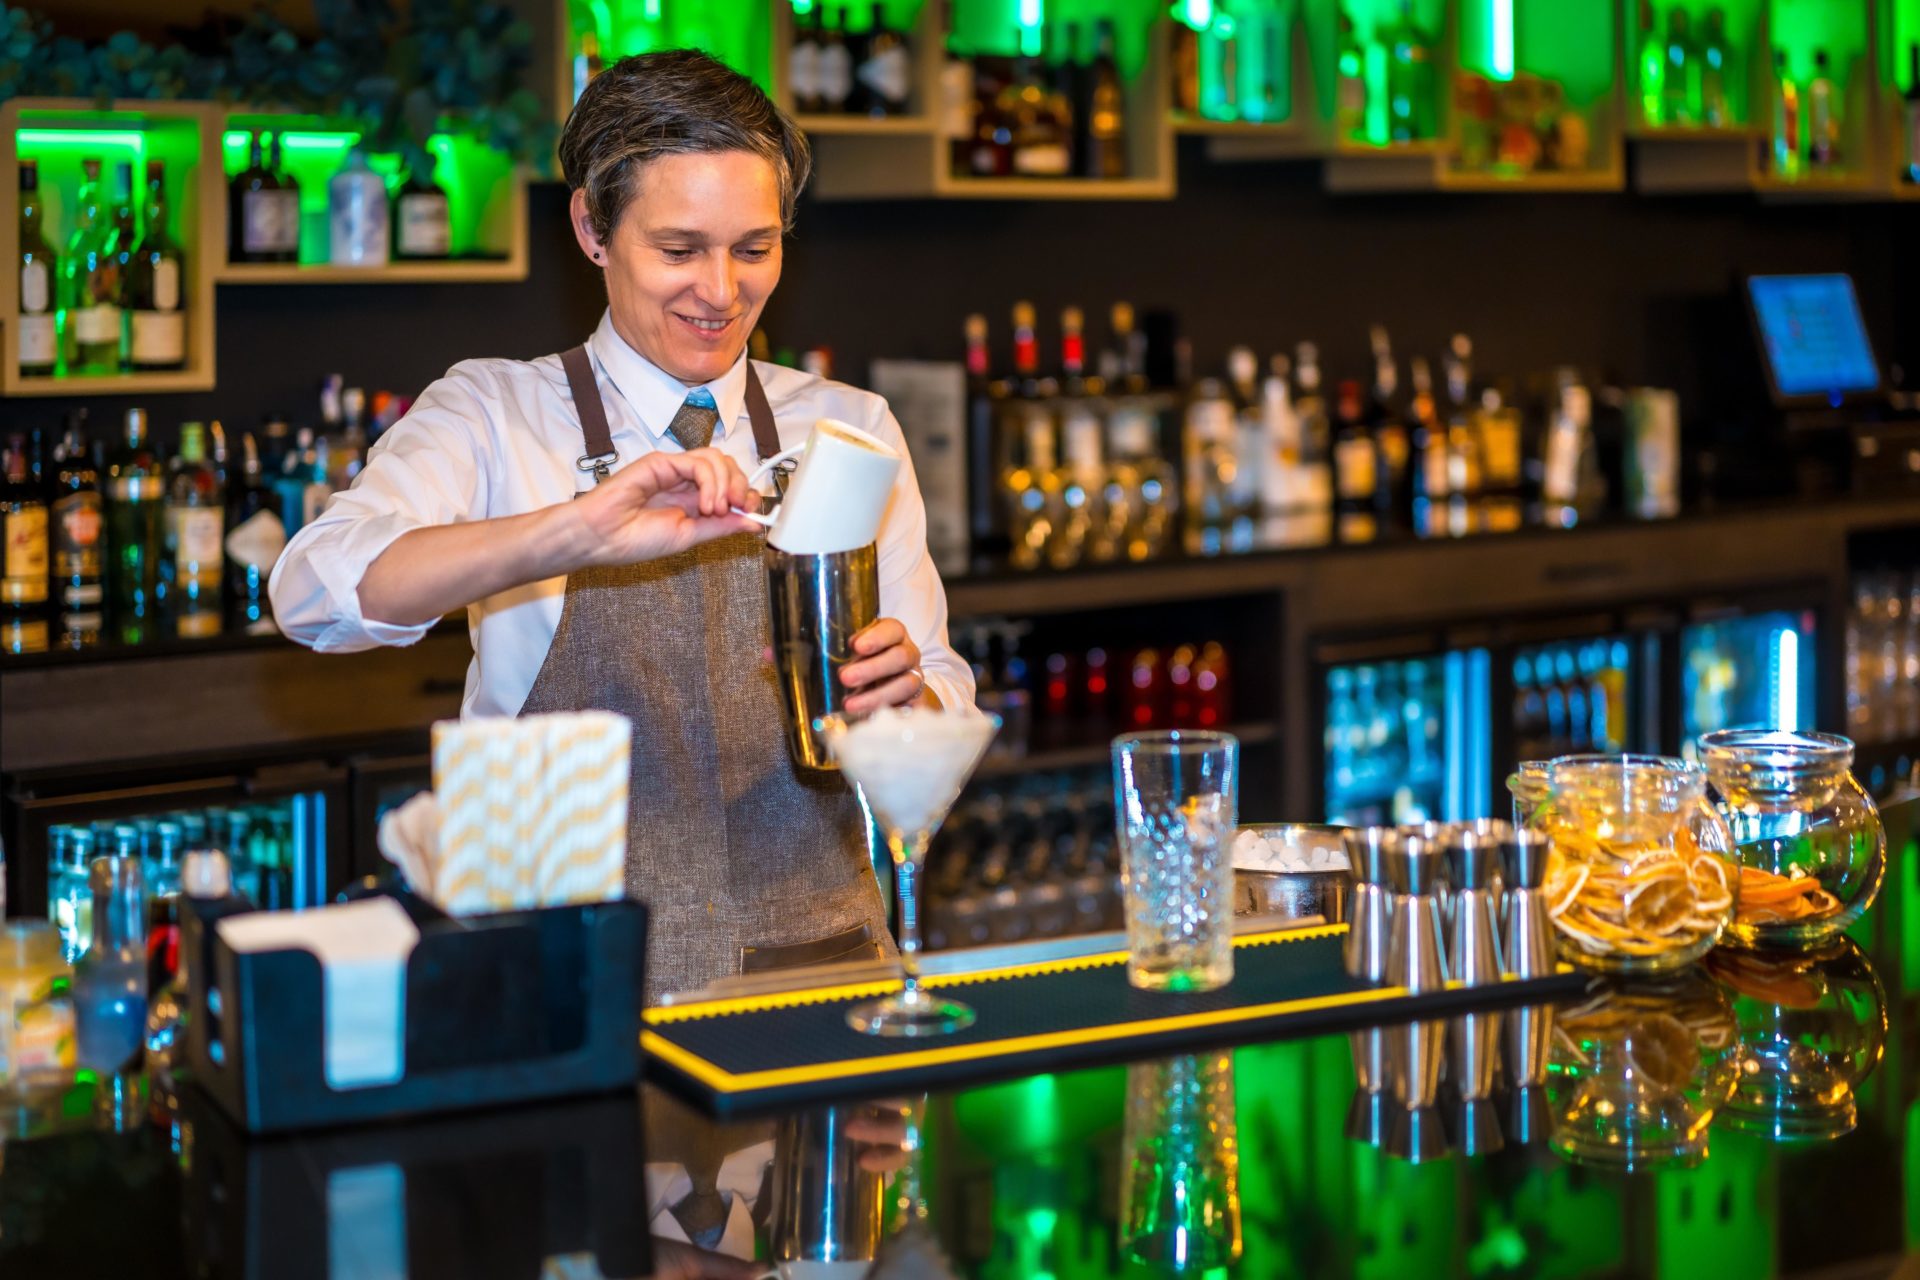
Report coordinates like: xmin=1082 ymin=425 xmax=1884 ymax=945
xmin=736 ymin=247 xmax=771 ymax=262
xmin=660 ymin=248 xmax=696 ymax=263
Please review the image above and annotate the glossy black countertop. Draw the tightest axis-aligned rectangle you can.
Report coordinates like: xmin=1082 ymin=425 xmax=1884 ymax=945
xmin=4 ymin=796 xmax=1917 ymax=1280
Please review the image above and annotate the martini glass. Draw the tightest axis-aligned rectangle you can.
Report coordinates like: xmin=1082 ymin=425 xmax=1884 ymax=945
xmin=818 ymin=707 xmax=1001 ymax=1037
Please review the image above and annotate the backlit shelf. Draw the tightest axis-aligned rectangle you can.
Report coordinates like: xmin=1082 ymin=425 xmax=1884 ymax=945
xmin=1170 ymin=114 xmax=1303 ymax=136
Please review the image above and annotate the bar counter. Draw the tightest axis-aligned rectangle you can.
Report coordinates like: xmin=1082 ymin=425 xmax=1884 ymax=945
xmin=5 ymin=794 xmax=1915 ymax=1280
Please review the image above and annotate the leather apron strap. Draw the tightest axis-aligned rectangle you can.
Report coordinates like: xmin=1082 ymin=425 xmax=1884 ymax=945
xmin=562 ymin=344 xmax=785 ymax=480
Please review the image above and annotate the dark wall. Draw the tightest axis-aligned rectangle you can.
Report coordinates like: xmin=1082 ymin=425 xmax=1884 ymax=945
xmin=8 ymin=142 xmax=1913 ymax=448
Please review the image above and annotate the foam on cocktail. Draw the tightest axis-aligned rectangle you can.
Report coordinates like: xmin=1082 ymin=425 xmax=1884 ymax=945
xmin=823 ymin=708 xmax=997 ymax=838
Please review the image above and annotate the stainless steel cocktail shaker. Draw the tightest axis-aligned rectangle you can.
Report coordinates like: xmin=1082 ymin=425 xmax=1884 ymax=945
xmin=766 ymin=543 xmax=879 ymax=771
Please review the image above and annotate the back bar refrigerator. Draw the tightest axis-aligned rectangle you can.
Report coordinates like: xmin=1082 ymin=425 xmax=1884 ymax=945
xmin=2 ymin=758 xmax=349 ymax=959
xmin=1679 ymin=603 xmax=1821 ymax=752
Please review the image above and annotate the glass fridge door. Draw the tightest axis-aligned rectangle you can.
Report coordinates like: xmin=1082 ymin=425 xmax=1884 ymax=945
xmin=1323 ymin=649 xmax=1491 ymax=826
xmin=1681 ymin=608 xmax=1819 ymax=749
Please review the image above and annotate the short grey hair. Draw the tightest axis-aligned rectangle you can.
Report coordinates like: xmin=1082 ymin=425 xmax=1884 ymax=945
xmin=559 ymin=49 xmax=812 ymax=241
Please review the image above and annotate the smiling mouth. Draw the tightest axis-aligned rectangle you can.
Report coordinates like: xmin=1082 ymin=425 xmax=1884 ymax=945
xmin=676 ymin=313 xmax=737 ymax=334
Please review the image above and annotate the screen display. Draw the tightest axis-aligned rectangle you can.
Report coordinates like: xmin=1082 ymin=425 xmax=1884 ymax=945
xmin=1746 ymin=274 xmax=1879 ymax=402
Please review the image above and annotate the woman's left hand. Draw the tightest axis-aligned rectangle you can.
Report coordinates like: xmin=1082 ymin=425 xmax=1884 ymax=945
xmin=840 ymin=618 xmax=939 ymax=715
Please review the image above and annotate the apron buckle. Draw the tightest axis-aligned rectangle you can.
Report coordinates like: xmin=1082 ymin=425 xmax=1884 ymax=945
xmin=577 ymin=451 xmax=618 ymax=486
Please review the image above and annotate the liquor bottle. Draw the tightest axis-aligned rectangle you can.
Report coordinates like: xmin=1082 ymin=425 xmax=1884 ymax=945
xmin=1042 ymin=27 xmax=1079 ymax=171
xmin=72 ymin=851 xmax=147 ymax=1073
xmin=1906 ymin=44 xmax=1920 ymax=183
xmin=267 ymin=133 xmax=302 ymax=259
xmin=392 ymin=156 xmax=452 ymax=260
xmin=1772 ymin=50 xmax=1801 ymax=178
xmin=1332 ymin=380 xmax=1380 ymax=542
xmin=1367 ymin=325 xmax=1409 ymax=526
xmin=229 ymin=132 xmax=273 ymax=263
xmin=227 ymin=431 xmax=283 ymax=629
xmin=1172 ymin=14 xmax=1200 ymax=116
xmin=1060 ymin=21 xmax=1089 ymax=163
xmin=1661 ymin=9 xmax=1695 ymax=127
xmin=1293 ymin=341 xmax=1331 ymax=467
xmin=16 ymin=160 xmax=57 ymax=377
xmin=1336 ymin=12 xmax=1368 ymax=141
xmin=124 ymin=160 xmax=187 ymax=373
xmin=937 ymin=1 xmax=973 ymax=174
xmin=1200 ymin=2 xmax=1237 ymax=121
xmin=964 ymin=313 xmax=1010 ymax=554
xmin=1 ymin=434 xmax=51 ymax=654
xmin=1083 ymin=19 xmax=1128 ymax=179
xmin=105 ymin=407 xmax=165 ymax=641
xmin=167 ymin=421 xmax=225 ymax=637
xmin=330 ymin=148 xmax=390 ymax=267
xmin=1441 ymin=334 xmax=1482 ymax=532
xmin=1407 ymin=355 xmax=1447 ymax=535
xmin=855 ymin=1 xmax=911 ymax=117
xmin=1636 ymin=0 xmax=1665 ymax=126
xmin=1226 ymin=345 xmax=1263 ymax=514
xmin=62 ymin=158 xmax=122 ymax=375
xmin=109 ymin=161 xmax=136 ymax=302
xmin=1182 ymin=377 xmax=1235 ymax=526
xmin=1807 ymin=50 xmax=1838 ymax=169
xmin=1383 ymin=0 xmax=1435 ymax=142
xmin=573 ymin=30 xmax=603 ymax=106
xmin=1006 ymin=45 xmax=1072 ymax=176
xmin=817 ymin=5 xmax=854 ymax=113
xmin=789 ymin=5 xmax=822 ymax=114
xmin=1699 ymin=9 xmax=1730 ymax=128
xmin=50 ymin=415 xmax=104 ymax=648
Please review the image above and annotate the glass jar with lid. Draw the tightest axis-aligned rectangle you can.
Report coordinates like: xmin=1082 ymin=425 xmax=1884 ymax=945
xmin=1699 ymin=729 xmax=1885 ymax=949
xmin=1536 ymin=755 xmax=1739 ymax=973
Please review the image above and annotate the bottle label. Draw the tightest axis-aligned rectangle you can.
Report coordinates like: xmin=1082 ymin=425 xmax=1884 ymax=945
xmin=3 ymin=616 xmax=50 ymax=654
xmin=789 ymin=41 xmax=820 ymax=103
xmin=130 ymin=310 xmax=186 ymax=364
xmin=858 ymin=44 xmax=912 ymax=107
xmin=1334 ymin=438 xmax=1377 ymax=499
xmin=244 ymin=190 xmax=302 ymax=255
xmin=939 ymin=60 xmax=973 ymax=139
xmin=1013 ymin=143 xmax=1072 ymax=176
xmin=54 ymin=492 xmax=104 ymax=580
xmin=170 ymin=506 xmax=225 ymax=587
xmin=818 ymin=46 xmax=852 ymax=105
xmin=396 ymin=193 xmax=452 ymax=256
xmin=18 ymin=312 xmax=55 ymax=366
xmin=3 ymin=506 xmax=50 ymax=603
xmin=176 ymin=607 xmax=222 ymax=639
xmin=20 ymin=259 xmax=49 ymax=313
xmin=152 ymin=259 xmax=180 ymax=311
xmin=227 ymin=508 xmax=288 ymax=571
xmin=72 ymin=304 xmax=121 ymax=344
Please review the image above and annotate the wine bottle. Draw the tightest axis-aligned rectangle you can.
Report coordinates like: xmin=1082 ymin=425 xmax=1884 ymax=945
xmin=125 ymin=161 xmax=187 ymax=372
xmin=166 ymin=422 xmax=225 ymax=637
xmin=392 ymin=155 xmax=452 ymax=260
xmin=789 ymin=6 xmax=822 ymax=114
xmin=817 ymin=5 xmax=854 ymax=112
xmin=50 ymin=413 xmax=105 ymax=648
xmin=105 ymin=408 xmax=165 ymax=641
xmin=16 ymin=160 xmax=57 ymax=377
xmin=1082 ymin=19 xmax=1127 ymax=178
xmin=267 ymin=132 xmax=302 ymax=261
xmin=855 ymin=2 xmax=911 ymax=117
xmin=62 ymin=158 xmax=123 ymax=375
xmin=1 ymin=433 xmax=51 ymax=654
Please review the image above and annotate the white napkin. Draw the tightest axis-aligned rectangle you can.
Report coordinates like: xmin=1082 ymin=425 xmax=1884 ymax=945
xmin=218 ymin=898 xmax=420 ymax=1089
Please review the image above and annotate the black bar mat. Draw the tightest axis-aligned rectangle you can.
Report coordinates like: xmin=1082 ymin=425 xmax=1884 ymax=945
xmin=641 ymin=925 xmax=1590 ymax=1116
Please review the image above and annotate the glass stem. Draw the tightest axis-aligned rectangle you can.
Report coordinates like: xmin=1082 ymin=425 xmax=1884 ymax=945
xmin=892 ymin=833 xmax=923 ymax=1001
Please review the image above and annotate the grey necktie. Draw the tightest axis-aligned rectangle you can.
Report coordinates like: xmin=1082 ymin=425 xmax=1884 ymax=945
xmin=667 ymin=387 xmax=719 ymax=451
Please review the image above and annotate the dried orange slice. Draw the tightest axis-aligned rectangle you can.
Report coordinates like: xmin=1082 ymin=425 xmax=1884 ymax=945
xmin=1624 ymin=875 xmax=1694 ymax=936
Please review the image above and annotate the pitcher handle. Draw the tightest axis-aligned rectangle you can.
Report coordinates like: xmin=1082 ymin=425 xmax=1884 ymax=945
xmin=730 ymin=441 xmax=808 ymax=524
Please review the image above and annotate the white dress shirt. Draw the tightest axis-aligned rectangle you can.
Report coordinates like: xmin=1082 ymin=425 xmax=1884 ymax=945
xmin=271 ymin=311 xmax=975 ymax=719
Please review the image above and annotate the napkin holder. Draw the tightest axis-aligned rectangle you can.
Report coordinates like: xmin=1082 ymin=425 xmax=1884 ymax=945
xmin=183 ymin=890 xmax=648 ymax=1133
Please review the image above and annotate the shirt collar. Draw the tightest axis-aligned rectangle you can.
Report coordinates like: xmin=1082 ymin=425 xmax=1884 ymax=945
xmin=587 ymin=310 xmax=749 ymax=448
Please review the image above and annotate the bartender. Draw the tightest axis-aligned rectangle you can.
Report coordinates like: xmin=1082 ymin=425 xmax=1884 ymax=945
xmin=271 ymin=49 xmax=975 ymax=1000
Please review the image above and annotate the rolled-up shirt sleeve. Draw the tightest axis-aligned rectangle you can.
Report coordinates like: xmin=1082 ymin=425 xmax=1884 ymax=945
xmin=862 ymin=399 xmax=977 ymax=714
xmin=270 ymin=362 xmax=497 ymax=653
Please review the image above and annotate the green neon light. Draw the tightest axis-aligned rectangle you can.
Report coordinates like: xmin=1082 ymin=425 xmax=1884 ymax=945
xmin=1491 ymin=0 xmax=1514 ymax=79
xmin=18 ymin=129 xmax=148 ymax=150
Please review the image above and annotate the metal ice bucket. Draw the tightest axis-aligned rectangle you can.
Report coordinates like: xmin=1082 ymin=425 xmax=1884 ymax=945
xmin=766 ymin=543 xmax=879 ymax=771
xmin=1232 ymin=823 xmax=1351 ymax=924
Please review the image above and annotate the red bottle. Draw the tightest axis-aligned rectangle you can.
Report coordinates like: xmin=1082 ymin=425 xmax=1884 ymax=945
xmin=1082 ymin=647 xmax=1112 ymax=731
xmin=1166 ymin=643 xmax=1198 ymax=726
xmin=1194 ymin=640 xmax=1232 ymax=727
xmin=1041 ymin=650 xmax=1079 ymax=745
xmin=1124 ymin=646 xmax=1164 ymax=729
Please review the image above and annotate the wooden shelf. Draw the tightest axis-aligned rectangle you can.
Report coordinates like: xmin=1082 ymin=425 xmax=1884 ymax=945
xmin=5 ymin=369 xmax=217 ymax=397
xmin=1626 ymin=123 xmax=1764 ymax=143
xmin=217 ymin=258 xmax=527 ymax=285
xmin=1436 ymin=166 xmax=1626 ymax=192
xmin=930 ymin=174 xmax=1176 ymax=199
xmin=792 ymin=113 xmax=936 ymax=136
xmin=1170 ymin=114 xmax=1303 ymax=137
xmin=977 ymin=720 xmax=1279 ymax=779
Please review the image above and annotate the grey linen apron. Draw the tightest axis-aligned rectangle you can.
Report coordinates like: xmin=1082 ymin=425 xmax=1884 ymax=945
xmin=518 ymin=345 xmax=890 ymax=1002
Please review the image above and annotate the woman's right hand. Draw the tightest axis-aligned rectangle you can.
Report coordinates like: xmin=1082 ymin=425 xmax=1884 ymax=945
xmin=566 ymin=447 xmax=763 ymax=567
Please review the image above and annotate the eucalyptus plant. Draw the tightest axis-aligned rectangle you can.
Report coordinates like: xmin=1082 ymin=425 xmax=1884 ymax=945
xmin=0 ymin=0 xmax=554 ymax=175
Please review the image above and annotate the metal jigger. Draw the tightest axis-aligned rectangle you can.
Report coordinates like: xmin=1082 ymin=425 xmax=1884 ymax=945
xmin=1385 ymin=1103 xmax=1450 ymax=1164
xmin=1499 ymin=828 xmax=1557 ymax=980
xmin=1502 ymin=1081 xmax=1555 ymax=1148
xmin=1441 ymin=821 xmax=1507 ymax=1155
xmin=1341 ymin=827 xmax=1398 ymax=983
xmin=1385 ymin=827 xmax=1449 ymax=1119
xmin=1346 ymin=1024 xmax=1392 ymax=1148
xmin=765 ymin=543 xmax=879 ymax=771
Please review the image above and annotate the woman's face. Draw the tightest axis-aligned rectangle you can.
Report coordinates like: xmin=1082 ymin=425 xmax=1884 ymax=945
xmin=572 ymin=150 xmax=783 ymax=386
